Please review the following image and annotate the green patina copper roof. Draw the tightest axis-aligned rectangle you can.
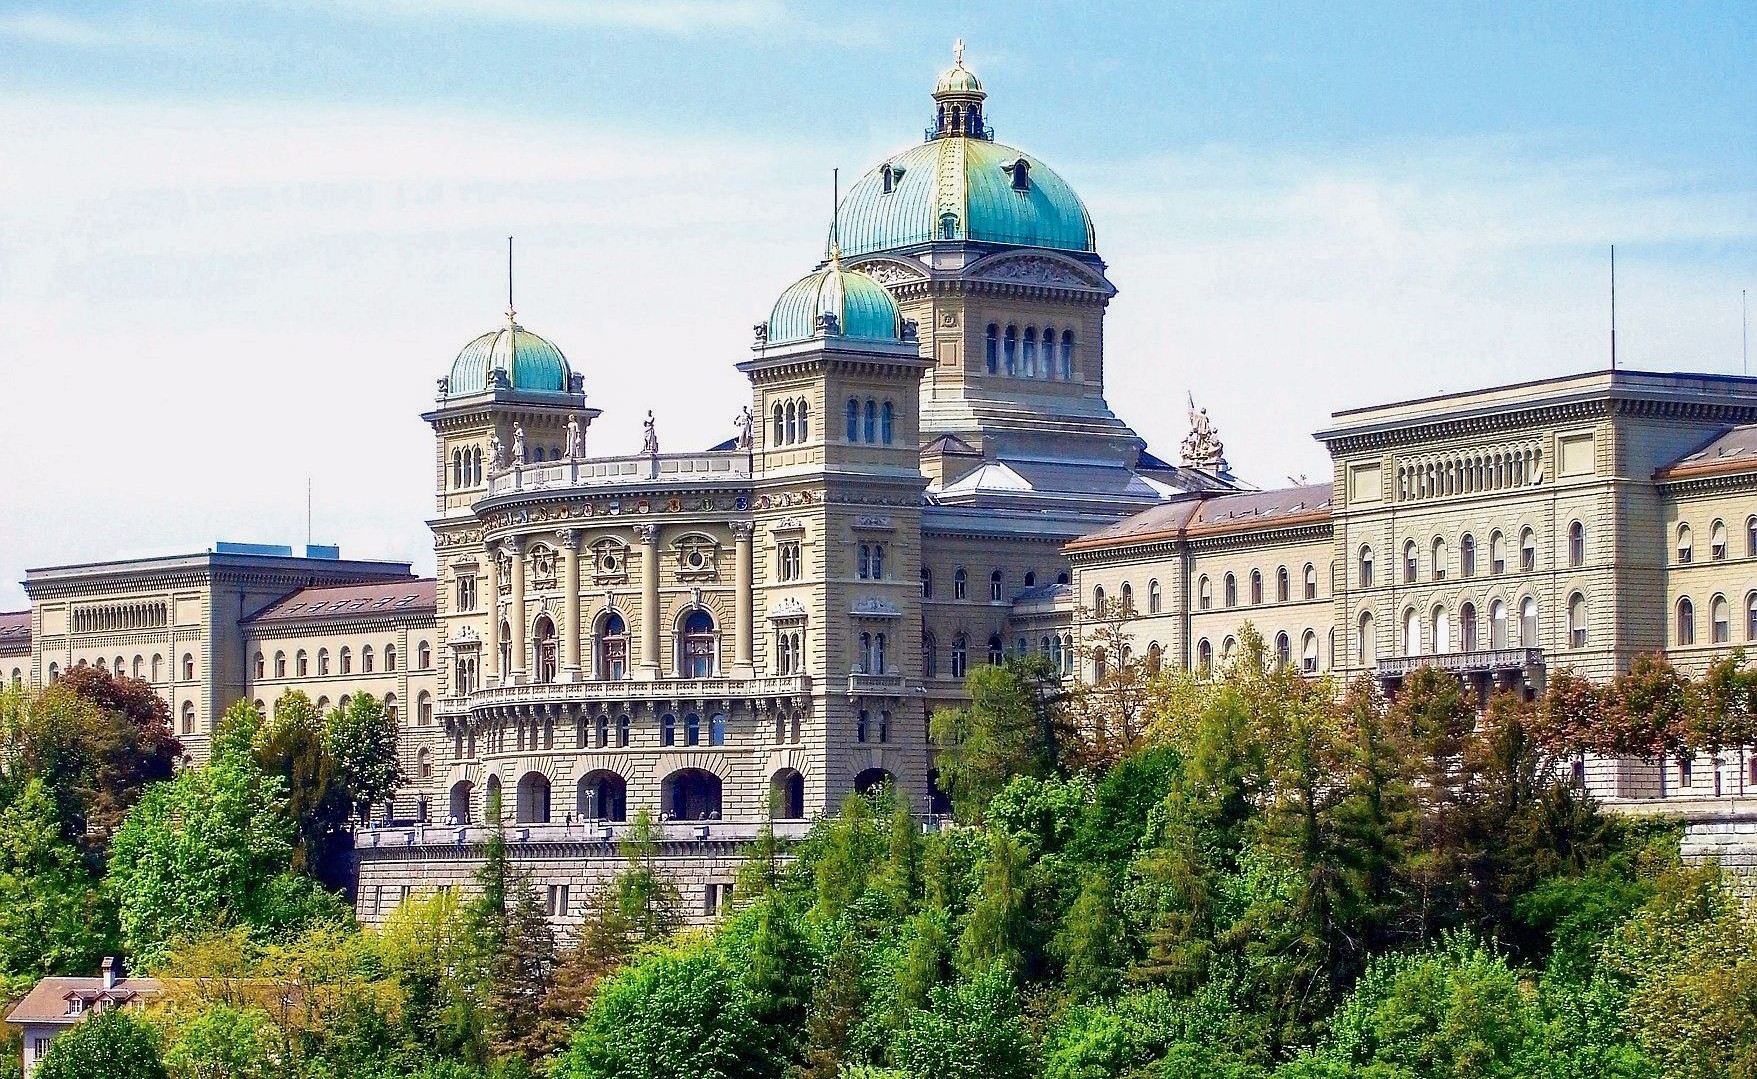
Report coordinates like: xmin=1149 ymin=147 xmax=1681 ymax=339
xmin=835 ymin=136 xmax=1096 ymax=259
xmin=767 ymin=262 xmax=901 ymax=347
xmin=448 ymin=321 xmax=572 ymax=395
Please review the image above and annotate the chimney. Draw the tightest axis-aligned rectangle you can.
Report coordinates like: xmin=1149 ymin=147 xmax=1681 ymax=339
xmin=100 ymin=957 xmax=117 ymax=990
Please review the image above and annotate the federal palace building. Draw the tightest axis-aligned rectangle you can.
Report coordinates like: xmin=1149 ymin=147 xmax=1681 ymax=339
xmin=6 ymin=50 xmax=1756 ymax=923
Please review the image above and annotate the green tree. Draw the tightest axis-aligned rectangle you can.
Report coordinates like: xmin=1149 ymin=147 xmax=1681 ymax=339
xmin=490 ymin=878 xmax=559 ymax=1062
xmin=894 ymin=966 xmax=1035 ymax=1079
xmin=254 ymin=691 xmax=355 ymax=886
xmin=1053 ymin=869 xmax=1125 ymax=1003
xmin=0 ymin=779 xmax=116 ymax=976
xmin=37 ymin=1005 xmax=166 ymax=1079
xmin=957 ymin=830 xmax=1033 ymax=979
xmin=159 ymin=1002 xmax=278 ymax=1079
xmin=105 ymin=754 xmax=307 ymax=965
xmin=615 ymin=811 xmax=682 ymax=943
xmin=930 ymin=656 xmax=1067 ymax=821
xmin=323 ymin=693 xmax=404 ymax=818
xmin=795 ymin=931 xmax=866 ymax=1079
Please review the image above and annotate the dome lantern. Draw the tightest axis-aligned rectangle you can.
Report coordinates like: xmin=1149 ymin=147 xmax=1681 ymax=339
xmin=763 ymin=263 xmax=903 ymax=348
xmin=930 ymin=39 xmax=989 ymax=141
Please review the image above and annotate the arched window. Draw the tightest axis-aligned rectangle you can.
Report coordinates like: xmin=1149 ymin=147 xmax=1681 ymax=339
xmin=679 ymin=610 xmax=715 ymax=678
xmin=1040 ymin=325 xmax=1055 ymax=378
xmin=339 ymin=647 xmax=352 ymax=675
xmin=1748 ymin=517 xmax=1757 ymax=557
xmin=784 ymin=400 xmax=797 ymax=444
xmin=773 ymin=402 xmax=785 ymax=446
xmin=363 ymin=645 xmax=375 ymax=673
xmin=1359 ymin=546 xmax=1374 ymax=587
xmin=1004 ymin=325 xmax=1017 ymax=376
xmin=1677 ymin=523 xmax=1694 ymax=564
xmin=798 ymin=400 xmax=809 ymax=441
xmin=1060 ymin=330 xmax=1074 ymax=379
xmin=1430 ymin=605 xmax=1450 ymax=653
xmin=533 ymin=615 xmax=558 ymax=684
xmin=253 ymin=651 xmax=265 ymax=679
xmin=1249 ymin=570 xmax=1263 ymax=605
xmin=580 ymin=771 xmax=627 ymax=822
xmin=1024 ymin=571 xmax=1036 ymax=588
xmin=954 ymin=567 xmax=967 ymax=599
xmin=1568 ymin=521 xmax=1586 ymax=567
xmin=183 ymin=654 xmax=196 ymax=681
xmin=939 ymin=212 xmax=959 ymax=240
xmin=1301 ymin=630 xmax=1319 ymax=673
xmin=1022 ymin=327 xmax=1037 ymax=377
xmin=1403 ymin=540 xmax=1418 ymax=584
xmin=1569 ymin=593 xmax=1589 ymax=647
xmin=985 ymin=324 xmax=998 ymax=374
xmin=1431 ymin=537 xmax=1448 ymax=580
xmin=951 ymin=634 xmax=968 ymax=678
xmin=598 ymin=611 xmax=628 ymax=680
xmin=1520 ymin=597 xmax=1539 ymax=646
xmin=684 ymin=712 xmax=701 ymax=746
xmin=1274 ymin=632 xmax=1291 ymax=670
xmin=1275 ymin=567 xmax=1289 ymax=603
xmin=1148 ymin=579 xmax=1162 ymax=614
xmin=923 ymin=632 xmax=938 ymax=678
xmin=770 ymin=770 xmax=805 ymax=820
xmin=1092 ymin=646 xmax=1107 ymax=681
xmin=295 ymin=650 xmax=307 ymax=677
xmin=274 ymin=651 xmax=287 ymax=678
xmin=1489 ymin=531 xmax=1506 ymax=574
xmin=1404 ymin=608 xmax=1421 ymax=656
xmin=1676 ymin=597 xmax=1697 ymax=645
xmin=1711 ymin=594 xmax=1731 ymax=644
xmin=1747 ymin=592 xmax=1757 ymax=642
xmin=1461 ymin=602 xmax=1479 ymax=651
xmin=516 ymin=772 xmax=551 ymax=824
xmin=317 ymin=649 xmax=329 ymax=676
xmin=991 ymin=569 xmax=1004 ymax=602
xmin=594 ymin=713 xmax=610 ymax=748
xmin=181 ymin=701 xmax=196 ymax=736
xmin=1461 ymin=534 xmax=1477 ymax=577
xmin=1357 ymin=611 xmax=1375 ymax=664
xmin=921 ymin=567 xmax=933 ymax=598
xmin=1711 ymin=519 xmax=1728 ymax=560
xmin=1520 ymin=528 xmax=1538 ymax=572
xmin=661 ymin=713 xmax=677 ymax=746
xmin=1197 ymin=575 xmax=1212 ymax=610
xmin=988 ymin=635 xmax=1004 ymax=665
xmin=1120 ymin=581 xmax=1134 ymax=613
xmin=418 ymin=641 xmax=431 ymax=669
xmin=1490 ymin=600 xmax=1509 ymax=648
xmin=1303 ymin=563 xmax=1318 ymax=600
xmin=1093 ymin=585 xmax=1105 ymax=615
xmin=384 ymin=693 xmax=398 ymax=722
xmin=1197 ymin=638 xmax=1213 ymax=674
xmin=452 ymin=448 xmax=463 ymax=489
xmin=881 ymin=401 xmax=894 ymax=444
xmin=1221 ymin=636 xmax=1237 ymax=665
xmin=386 ymin=644 xmax=397 ymax=671
xmin=617 ymin=713 xmax=631 ymax=747
xmin=845 ymin=398 xmax=859 ymax=441
xmin=863 ymin=399 xmax=877 ymax=442
xmin=449 ymin=780 xmax=474 ymax=825
xmin=418 ymin=691 xmax=433 ymax=726
xmin=1224 ymin=573 xmax=1237 ymax=608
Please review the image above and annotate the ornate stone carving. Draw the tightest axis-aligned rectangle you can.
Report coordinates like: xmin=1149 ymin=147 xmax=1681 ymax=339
xmin=590 ymin=538 xmax=630 ymax=584
xmin=851 ymin=259 xmax=926 ymax=285
xmin=729 ymin=520 xmax=755 ymax=538
xmin=767 ymin=597 xmax=808 ymax=622
xmin=816 ymin=312 xmax=840 ymax=336
xmin=674 ymin=533 xmax=722 ymax=582
xmin=973 ymin=254 xmax=1098 ymax=288
xmin=752 ymin=322 xmax=769 ymax=345
xmin=850 ymin=597 xmax=902 ymax=617
xmin=631 ymin=523 xmax=659 ymax=546
xmin=1180 ymin=393 xmax=1228 ymax=474
xmin=511 ymin=423 xmax=527 ymax=467
xmin=528 ymin=544 xmax=557 ymax=587
xmin=487 ymin=432 xmax=507 ymax=475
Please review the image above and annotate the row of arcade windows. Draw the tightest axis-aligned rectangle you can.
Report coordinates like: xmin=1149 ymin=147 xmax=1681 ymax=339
xmin=985 ymin=324 xmax=1075 ymax=379
xmin=844 ymin=398 xmax=897 ymax=444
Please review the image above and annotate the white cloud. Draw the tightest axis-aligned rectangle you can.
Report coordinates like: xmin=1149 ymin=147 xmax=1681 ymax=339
xmin=0 ymin=97 xmax=1751 ymax=609
xmin=0 ymin=11 xmax=201 ymax=48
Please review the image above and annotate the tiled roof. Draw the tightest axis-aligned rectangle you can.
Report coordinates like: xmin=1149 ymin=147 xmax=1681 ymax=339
xmin=0 ymin=610 xmax=28 ymax=653
xmin=1066 ymin=483 xmax=1332 ymax=552
xmin=5 ymin=976 xmax=165 ymax=1025
xmin=1659 ymin=425 xmax=1757 ymax=481
xmin=245 ymin=579 xmax=436 ymax=625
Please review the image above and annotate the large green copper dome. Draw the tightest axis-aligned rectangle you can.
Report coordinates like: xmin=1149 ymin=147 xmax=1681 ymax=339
xmin=448 ymin=320 xmax=573 ymax=395
xmin=835 ymin=137 xmax=1096 ymax=259
xmin=767 ymin=263 xmax=901 ymax=347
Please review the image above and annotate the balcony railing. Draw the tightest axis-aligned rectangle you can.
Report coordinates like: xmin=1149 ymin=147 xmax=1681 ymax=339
xmin=847 ymin=672 xmax=912 ymax=698
xmin=1375 ymin=647 xmax=1543 ymax=679
xmin=486 ymin=451 xmax=750 ymax=498
xmin=359 ymin=817 xmax=816 ymax=851
xmin=468 ymin=674 xmax=810 ymax=712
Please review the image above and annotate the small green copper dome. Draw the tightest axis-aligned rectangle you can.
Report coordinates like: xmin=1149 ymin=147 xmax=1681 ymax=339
xmin=934 ymin=61 xmax=982 ymax=96
xmin=767 ymin=263 xmax=901 ymax=347
xmin=835 ymin=137 xmax=1096 ymax=258
xmin=448 ymin=320 xmax=573 ymax=395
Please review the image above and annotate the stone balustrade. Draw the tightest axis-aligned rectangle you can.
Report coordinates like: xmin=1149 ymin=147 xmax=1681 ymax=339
xmin=487 ymin=451 xmax=750 ymax=498
xmin=1374 ymin=647 xmax=1542 ymax=679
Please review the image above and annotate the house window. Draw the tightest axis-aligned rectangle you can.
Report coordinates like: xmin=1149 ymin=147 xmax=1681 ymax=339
xmin=1568 ymin=521 xmax=1586 ymax=567
xmin=845 ymin=398 xmax=859 ymax=441
xmin=1004 ymin=325 xmax=1017 ymax=375
xmin=1711 ymin=520 xmax=1728 ymax=561
xmin=254 ymin=652 xmax=265 ymax=679
xmin=1359 ymin=546 xmax=1374 ymax=587
xmin=1748 ymin=592 xmax=1757 ymax=642
xmin=1712 ymin=594 xmax=1730 ymax=644
xmin=988 ymin=634 xmax=1003 ymax=666
xmin=1431 ymin=537 xmax=1447 ymax=580
xmin=418 ymin=641 xmax=431 ymax=669
xmin=317 ymin=649 xmax=330 ymax=676
xmin=1357 ymin=611 xmax=1375 ymax=665
xmin=1461 ymin=534 xmax=1476 ymax=577
xmin=418 ymin=692 xmax=433 ymax=726
xmin=923 ymin=633 xmax=938 ymax=678
xmin=661 ymin=713 xmax=677 ymax=746
xmin=777 ymin=541 xmax=801 ymax=582
xmin=1403 ymin=540 xmax=1418 ymax=584
xmin=1677 ymin=523 xmax=1694 ymax=564
xmin=1490 ymin=532 xmax=1505 ymax=575
xmin=1093 ymin=586 xmax=1105 ymax=615
xmin=1404 ymin=608 xmax=1421 ymax=656
xmin=881 ymin=401 xmax=894 ymax=444
xmin=1303 ymin=564 xmax=1317 ymax=600
xmin=1198 ymin=576 xmax=1211 ymax=610
xmin=1197 ymin=638 xmax=1213 ymax=674
xmin=183 ymin=654 xmax=195 ymax=681
xmin=1520 ymin=528 xmax=1537 ymax=572
xmin=950 ymin=634 xmax=968 ymax=678
xmin=1121 ymin=582 xmax=1134 ymax=613
xmin=1520 ymin=597 xmax=1539 ymax=647
xmin=1490 ymin=600 xmax=1509 ymax=648
xmin=1569 ymin=593 xmax=1588 ymax=647
xmin=457 ymin=574 xmax=477 ymax=612
xmin=1224 ymin=573 xmax=1237 ymax=608
xmin=1275 ymin=567 xmax=1289 ymax=603
xmin=953 ymin=567 xmax=967 ymax=600
xmin=921 ymin=567 xmax=933 ymax=598
xmin=985 ymin=324 xmax=998 ymax=374
xmin=181 ymin=701 xmax=196 ymax=735
xmin=989 ymin=569 xmax=1004 ymax=602
xmin=1149 ymin=579 xmax=1162 ymax=614
xmin=339 ymin=648 xmax=352 ymax=675
xmin=1250 ymin=570 xmax=1263 ymax=605
xmin=1461 ymin=603 xmax=1479 ymax=651
xmin=1275 ymin=632 xmax=1291 ymax=670
xmin=274 ymin=651 xmax=287 ymax=678
xmin=1748 ymin=516 xmax=1757 ymax=557
xmin=863 ymin=399 xmax=877 ymax=442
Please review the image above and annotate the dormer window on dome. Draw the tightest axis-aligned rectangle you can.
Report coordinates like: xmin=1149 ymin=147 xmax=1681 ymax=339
xmin=1006 ymin=157 xmax=1031 ymax=192
xmin=880 ymin=162 xmax=905 ymax=194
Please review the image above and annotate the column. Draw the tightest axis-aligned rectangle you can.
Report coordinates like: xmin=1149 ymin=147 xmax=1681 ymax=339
xmin=507 ymin=535 xmax=528 ymax=683
xmin=732 ymin=521 xmax=754 ymax=678
xmin=486 ymin=546 xmax=503 ymax=687
xmin=635 ymin=524 xmax=661 ymax=680
xmin=559 ymin=529 xmax=583 ymax=683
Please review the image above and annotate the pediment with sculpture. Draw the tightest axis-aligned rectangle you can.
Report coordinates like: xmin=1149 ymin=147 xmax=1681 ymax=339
xmin=967 ymin=251 xmax=1111 ymax=293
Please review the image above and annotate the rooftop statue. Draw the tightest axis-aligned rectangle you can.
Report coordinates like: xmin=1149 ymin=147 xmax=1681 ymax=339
xmin=565 ymin=415 xmax=584 ymax=460
xmin=511 ymin=423 xmax=527 ymax=467
xmin=1181 ymin=393 xmax=1228 ymax=474
xmin=641 ymin=410 xmax=660 ymax=456
xmin=487 ymin=432 xmax=506 ymax=475
xmin=734 ymin=405 xmax=753 ymax=450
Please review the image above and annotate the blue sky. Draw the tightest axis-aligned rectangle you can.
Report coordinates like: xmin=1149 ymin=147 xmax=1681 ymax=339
xmin=2 ymin=2 xmax=1754 ymax=605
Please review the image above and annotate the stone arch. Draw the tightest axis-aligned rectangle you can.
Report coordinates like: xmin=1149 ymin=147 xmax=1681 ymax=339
xmin=577 ymin=769 xmax=627 ymax=822
xmin=515 ymin=770 xmax=551 ymax=824
xmin=770 ymin=768 xmax=805 ymax=820
xmin=853 ymin=767 xmax=895 ymax=796
xmin=661 ymin=768 xmax=721 ymax=821
xmin=448 ymin=780 xmax=474 ymax=824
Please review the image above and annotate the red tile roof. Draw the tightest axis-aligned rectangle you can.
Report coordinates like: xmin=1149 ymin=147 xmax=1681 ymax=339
xmin=1066 ymin=484 xmax=1332 ymax=553
xmin=0 ymin=610 xmax=28 ymax=652
xmin=5 ymin=976 xmax=165 ymax=1026
xmin=245 ymin=579 xmax=436 ymax=624
xmin=1658 ymin=425 xmax=1757 ymax=481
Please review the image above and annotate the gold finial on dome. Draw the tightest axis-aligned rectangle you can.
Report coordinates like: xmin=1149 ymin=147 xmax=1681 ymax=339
xmin=954 ymin=38 xmax=963 ymax=65
xmin=931 ymin=41 xmax=986 ymax=138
